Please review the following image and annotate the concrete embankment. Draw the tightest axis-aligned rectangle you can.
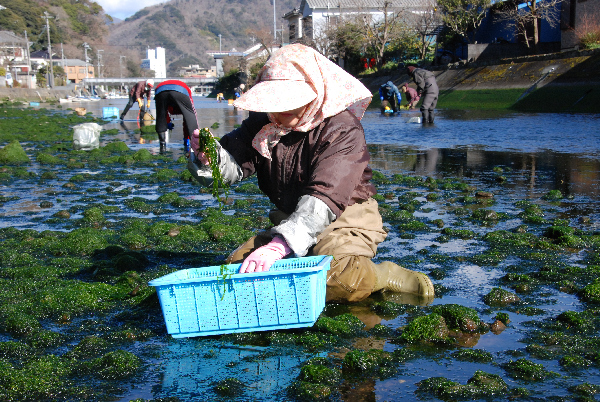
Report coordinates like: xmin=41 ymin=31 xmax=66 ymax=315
xmin=0 ymin=87 xmax=78 ymax=103
xmin=361 ymin=48 xmax=600 ymax=113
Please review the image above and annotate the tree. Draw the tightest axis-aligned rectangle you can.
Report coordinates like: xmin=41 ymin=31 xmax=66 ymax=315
xmin=407 ymin=0 xmax=443 ymax=59
xmin=355 ymin=0 xmax=409 ymax=68
xmin=246 ymin=26 xmax=276 ymax=58
xmin=496 ymin=0 xmax=561 ymax=50
xmin=437 ymin=0 xmax=491 ymax=43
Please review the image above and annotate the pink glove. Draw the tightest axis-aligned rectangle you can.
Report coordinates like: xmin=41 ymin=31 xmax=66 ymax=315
xmin=190 ymin=128 xmax=204 ymax=159
xmin=239 ymin=237 xmax=292 ymax=273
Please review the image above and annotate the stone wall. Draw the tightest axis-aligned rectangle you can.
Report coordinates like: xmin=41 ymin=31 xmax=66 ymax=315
xmin=0 ymin=87 xmax=77 ymax=102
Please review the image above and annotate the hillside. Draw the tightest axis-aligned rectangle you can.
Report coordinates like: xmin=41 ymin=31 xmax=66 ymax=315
xmin=0 ymin=0 xmax=111 ymax=60
xmin=107 ymin=0 xmax=298 ymax=73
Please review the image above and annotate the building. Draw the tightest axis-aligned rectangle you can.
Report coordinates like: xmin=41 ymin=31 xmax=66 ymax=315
xmin=61 ymin=59 xmax=96 ymax=83
xmin=283 ymin=0 xmax=438 ymax=44
xmin=141 ymin=47 xmax=166 ymax=78
xmin=0 ymin=31 xmax=31 ymax=84
xmin=560 ymin=0 xmax=600 ymax=50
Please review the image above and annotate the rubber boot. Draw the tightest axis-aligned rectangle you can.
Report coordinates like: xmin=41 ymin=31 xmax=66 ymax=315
xmin=372 ymin=261 xmax=434 ymax=297
xmin=428 ymin=110 xmax=435 ymax=124
xmin=157 ymin=131 xmax=167 ymax=154
xmin=183 ymin=138 xmax=190 ymax=155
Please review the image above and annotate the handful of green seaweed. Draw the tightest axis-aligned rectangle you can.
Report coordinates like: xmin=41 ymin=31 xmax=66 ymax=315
xmin=198 ymin=128 xmax=229 ymax=207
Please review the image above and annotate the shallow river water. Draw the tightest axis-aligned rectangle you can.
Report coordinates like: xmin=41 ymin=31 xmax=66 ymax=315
xmin=1 ymin=97 xmax=600 ymax=401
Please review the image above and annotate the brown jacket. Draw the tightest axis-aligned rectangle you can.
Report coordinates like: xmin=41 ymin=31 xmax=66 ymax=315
xmin=220 ymin=111 xmax=376 ymax=218
xmin=129 ymin=81 xmax=151 ymax=100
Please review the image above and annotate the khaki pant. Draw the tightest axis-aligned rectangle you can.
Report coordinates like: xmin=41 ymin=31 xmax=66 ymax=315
xmin=226 ymin=198 xmax=387 ymax=303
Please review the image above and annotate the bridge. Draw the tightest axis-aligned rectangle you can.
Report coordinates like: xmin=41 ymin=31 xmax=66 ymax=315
xmin=80 ymin=77 xmax=218 ymax=95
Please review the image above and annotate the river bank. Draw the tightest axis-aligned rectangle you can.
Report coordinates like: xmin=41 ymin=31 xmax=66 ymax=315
xmin=361 ymin=48 xmax=600 ymax=113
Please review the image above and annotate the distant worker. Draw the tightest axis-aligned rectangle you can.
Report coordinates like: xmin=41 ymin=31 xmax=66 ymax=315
xmin=120 ymin=79 xmax=154 ymax=120
xmin=154 ymin=80 xmax=199 ymax=155
xmin=234 ymin=83 xmax=246 ymax=100
xmin=400 ymin=83 xmax=420 ymax=109
xmin=378 ymin=81 xmax=402 ymax=113
xmin=407 ymin=66 xmax=439 ymax=124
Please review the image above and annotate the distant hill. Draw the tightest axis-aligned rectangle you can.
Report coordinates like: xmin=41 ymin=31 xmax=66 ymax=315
xmin=107 ymin=0 xmax=298 ymax=74
xmin=0 ymin=0 xmax=298 ymax=77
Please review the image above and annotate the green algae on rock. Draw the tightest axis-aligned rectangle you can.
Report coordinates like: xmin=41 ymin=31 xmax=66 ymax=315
xmin=399 ymin=313 xmax=451 ymax=343
xmin=431 ymin=304 xmax=487 ymax=333
xmin=417 ymin=370 xmax=508 ymax=400
xmin=0 ymin=140 xmax=29 ymax=164
xmin=502 ymin=358 xmax=557 ymax=381
xmin=483 ymin=287 xmax=520 ymax=307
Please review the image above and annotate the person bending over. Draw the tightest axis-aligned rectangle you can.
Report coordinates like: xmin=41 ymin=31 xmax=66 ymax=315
xmin=154 ymin=80 xmax=199 ymax=155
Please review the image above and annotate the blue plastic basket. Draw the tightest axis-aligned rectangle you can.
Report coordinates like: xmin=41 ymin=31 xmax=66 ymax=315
xmin=149 ymin=255 xmax=332 ymax=338
xmin=102 ymin=107 xmax=119 ymax=119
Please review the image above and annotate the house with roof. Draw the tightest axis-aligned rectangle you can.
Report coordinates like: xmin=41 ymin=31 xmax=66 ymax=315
xmin=0 ymin=31 xmax=29 ymax=69
xmin=283 ymin=0 xmax=439 ymax=44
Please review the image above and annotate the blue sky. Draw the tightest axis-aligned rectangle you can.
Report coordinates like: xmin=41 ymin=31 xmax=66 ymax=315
xmin=95 ymin=0 xmax=165 ymax=20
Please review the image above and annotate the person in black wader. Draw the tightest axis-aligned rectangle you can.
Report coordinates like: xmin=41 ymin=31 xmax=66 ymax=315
xmin=120 ymin=79 xmax=154 ymax=120
xmin=407 ymin=66 xmax=439 ymax=124
xmin=154 ymin=80 xmax=200 ymax=155
xmin=378 ymin=81 xmax=402 ymax=113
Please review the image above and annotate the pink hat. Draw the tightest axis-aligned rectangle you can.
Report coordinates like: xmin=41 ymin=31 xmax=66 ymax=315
xmin=233 ymin=58 xmax=317 ymax=113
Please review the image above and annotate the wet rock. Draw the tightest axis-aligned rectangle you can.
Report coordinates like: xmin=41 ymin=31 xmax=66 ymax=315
xmin=299 ymin=364 xmax=341 ymax=385
xmin=417 ymin=371 xmax=508 ymax=399
xmin=36 ymin=153 xmax=62 ymax=165
xmin=483 ymin=287 xmax=520 ymax=307
xmin=342 ymin=349 xmax=395 ymax=377
xmin=39 ymin=201 xmax=54 ymax=208
xmin=0 ymin=140 xmax=29 ymax=164
xmin=578 ymin=216 xmax=591 ymax=224
xmin=560 ymin=355 xmax=592 ymax=369
xmin=490 ymin=319 xmax=507 ymax=334
xmin=475 ymin=191 xmax=494 ymax=198
xmin=85 ymin=349 xmax=140 ymax=379
xmin=113 ymin=251 xmax=150 ymax=272
xmin=452 ymin=349 xmax=493 ymax=363
xmin=432 ymin=304 xmax=486 ymax=333
xmin=542 ymin=189 xmax=563 ymax=200
xmin=502 ymin=358 xmax=556 ymax=381
xmin=103 ymin=141 xmax=130 ymax=153
xmin=569 ymin=383 xmax=600 ymax=397
xmin=213 ymin=377 xmax=246 ymax=397
xmin=399 ymin=313 xmax=450 ymax=343
xmin=40 ymin=171 xmax=57 ymax=180
xmin=315 ymin=313 xmax=365 ymax=337
xmin=168 ymin=227 xmax=180 ymax=237
xmin=471 ymin=209 xmax=499 ymax=221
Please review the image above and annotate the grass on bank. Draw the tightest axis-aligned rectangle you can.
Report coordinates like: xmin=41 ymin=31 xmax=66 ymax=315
xmin=369 ymin=85 xmax=600 ymax=113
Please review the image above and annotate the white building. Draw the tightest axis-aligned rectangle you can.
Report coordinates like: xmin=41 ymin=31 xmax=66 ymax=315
xmin=141 ymin=47 xmax=166 ymax=78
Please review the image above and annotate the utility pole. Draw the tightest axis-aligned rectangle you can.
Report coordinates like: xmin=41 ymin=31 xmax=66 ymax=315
xmin=219 ymin=34 xmax=222 ymax=52
xmin=119 ymin=55 xmax=126 ymax=78
xmin=273 ymin=0 xmax=276 ymax=41
xmin=41 ymin=11 xmax=54 ymax=88
xmin=23 ymin=30 xmax=31 ymax=72
xmin=97 ymin=49 xmax=103 ymax=78
xmin=82 ymin=42 xmax=90 ymax=80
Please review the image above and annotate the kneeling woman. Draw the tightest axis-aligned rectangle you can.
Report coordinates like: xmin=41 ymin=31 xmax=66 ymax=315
xmin=189 ymin=44 xmax=434 ymax=303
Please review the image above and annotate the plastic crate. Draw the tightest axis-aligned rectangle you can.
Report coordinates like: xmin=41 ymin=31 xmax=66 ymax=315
xmin=102 ymin=106 xmax=119 ymax=119
xmin=149 ymin=255 xmax=332 ymax=338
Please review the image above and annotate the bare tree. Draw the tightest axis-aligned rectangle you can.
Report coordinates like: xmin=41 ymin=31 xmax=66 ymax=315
xmin=496 ymin=0 xmax=561 ymax=50
xmin=354 ymin=0 xmax=409 ymax=68
xmin=246 ymin=26 xmax=276 ymax=58
xmin=573 ymin=7 xmax=600 ymax=49
xmin=437 ymin=0 xmax=491 ymax=43
xmin=407 ymin=0 xmax=443 ymax=59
